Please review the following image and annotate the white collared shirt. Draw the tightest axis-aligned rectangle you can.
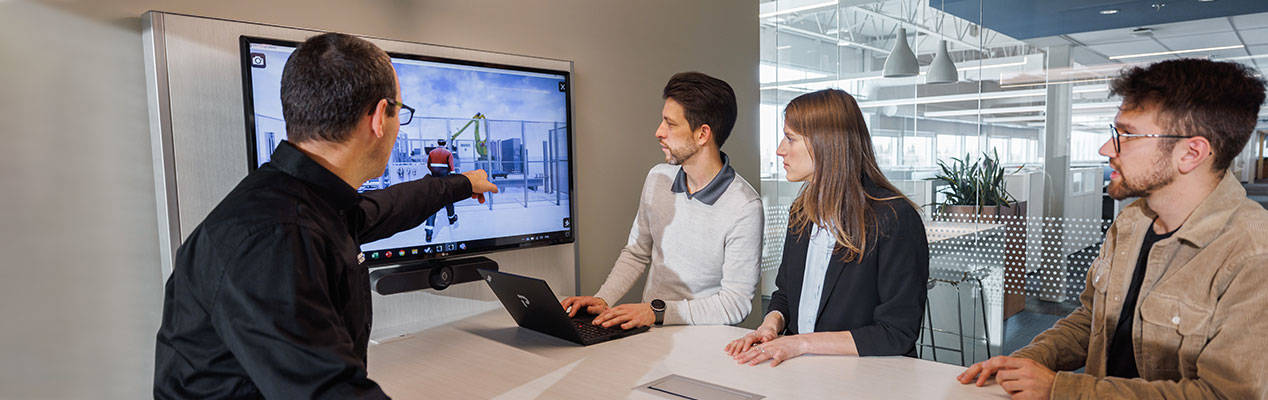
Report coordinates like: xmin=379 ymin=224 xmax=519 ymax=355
xmin=797 ymin=224 xmax=836 ymax=333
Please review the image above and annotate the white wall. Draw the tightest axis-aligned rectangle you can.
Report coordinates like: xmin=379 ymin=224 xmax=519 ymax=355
xmin=0 ymin=1 xmax=758 ymax=398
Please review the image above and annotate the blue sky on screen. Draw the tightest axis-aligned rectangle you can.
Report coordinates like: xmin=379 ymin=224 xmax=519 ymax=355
xmin=249 ymin=44 xmax=566 ymax=125
xmin=396 ymin=61 xmax=566 ymax=124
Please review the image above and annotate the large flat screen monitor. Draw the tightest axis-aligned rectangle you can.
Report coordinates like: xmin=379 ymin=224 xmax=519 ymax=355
xmin=240 ymin=36 xmax=574 ymax=266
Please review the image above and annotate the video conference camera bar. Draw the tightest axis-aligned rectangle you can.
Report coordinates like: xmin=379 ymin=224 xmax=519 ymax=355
xmin=370 ymin=256 xmax=498 ymax=294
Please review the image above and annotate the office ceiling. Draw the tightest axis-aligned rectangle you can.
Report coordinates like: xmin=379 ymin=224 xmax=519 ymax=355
xmin=936 ymin=0 xmax=1268 ymax=41
xmin=759 ymin=0 xmax=1268 ymax=129
xmin=1037 ymin=10 xmax=1268 ymax=70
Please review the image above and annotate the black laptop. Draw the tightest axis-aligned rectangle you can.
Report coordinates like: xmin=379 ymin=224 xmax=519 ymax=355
xmin=479 ymin=269 xmax=649 ymax=345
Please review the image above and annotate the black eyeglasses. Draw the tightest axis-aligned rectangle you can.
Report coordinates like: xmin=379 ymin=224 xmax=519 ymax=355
xmin=1109 ymin=124 xmax=1188 ymax=153
xmin=384 ymin=99 xmax=415 ymax=126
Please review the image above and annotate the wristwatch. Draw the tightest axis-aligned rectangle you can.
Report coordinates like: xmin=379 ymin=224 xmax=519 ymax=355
xmin=651 ymin=299 xmax=666 ymax=325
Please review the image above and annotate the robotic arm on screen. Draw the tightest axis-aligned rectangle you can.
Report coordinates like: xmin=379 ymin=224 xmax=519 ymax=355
xmin=448 ymin=113 xmax=489 ymax=158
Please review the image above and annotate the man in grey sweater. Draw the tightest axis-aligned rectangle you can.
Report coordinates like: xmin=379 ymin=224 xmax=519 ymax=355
xmin=561 ymin=72 xmax=763 ymax=329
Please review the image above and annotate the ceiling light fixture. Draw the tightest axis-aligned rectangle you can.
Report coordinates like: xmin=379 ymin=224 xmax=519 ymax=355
xmin=856 ymin=89 xmax=1047 ymax=108
xmin=1108 ymin=44 xmax=1244 ymax=60
xmin=927 ymin=41 xmax=959 ymax=83
xmin=926 ymin=0 xmax=959 ymax=84
xmin=983 ymin=115 xmax=1047 ymax=123
xmin=883 ymin=27 xmax=920 ymax=77
xmin=1073 ymin=85 xmax=1109 ymax=93
xmin=1222 ymin=54 xmax=1268 ymax=61
xmin=925 ymin=105 xmax=1045 ymax=117
xmin=924 ymin=101 xmax=1120 ymax=118
xmin=958 ymin=60 xmax=1027 ymax=71
xmin=1100 ymin=9 xmax=1119 ymax=15
xmin=1000 ymin=76 xmax=1114 ymax=89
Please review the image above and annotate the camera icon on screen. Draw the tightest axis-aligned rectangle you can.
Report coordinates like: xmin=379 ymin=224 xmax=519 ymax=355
xmin=250 ymin=53 xmax=267 ymax=68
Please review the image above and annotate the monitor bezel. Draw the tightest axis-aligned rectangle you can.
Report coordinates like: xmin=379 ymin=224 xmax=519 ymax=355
xmin=238 ymin=35 xmax=577 ymax=267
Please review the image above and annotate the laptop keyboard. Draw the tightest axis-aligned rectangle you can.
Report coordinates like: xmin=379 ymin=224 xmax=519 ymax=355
xmin=571 ymin=315 xmax=630 ymax=342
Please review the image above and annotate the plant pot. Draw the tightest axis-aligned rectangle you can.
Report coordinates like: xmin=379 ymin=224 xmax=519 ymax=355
xmin=940 ymin=204 xmax=1017 ymax=223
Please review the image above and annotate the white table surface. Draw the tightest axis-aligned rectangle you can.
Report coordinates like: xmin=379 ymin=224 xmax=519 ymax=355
xmin=367 ymin=310 xmax=1010 ymax=399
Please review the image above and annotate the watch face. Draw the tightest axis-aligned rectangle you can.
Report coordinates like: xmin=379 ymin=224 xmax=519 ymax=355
xmin=651 ymin=299 xmax=665 ymax=311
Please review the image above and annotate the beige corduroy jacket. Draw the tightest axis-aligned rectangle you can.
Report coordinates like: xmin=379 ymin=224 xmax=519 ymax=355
xmin=1012 ymin=172 xmax=1268 ymax=399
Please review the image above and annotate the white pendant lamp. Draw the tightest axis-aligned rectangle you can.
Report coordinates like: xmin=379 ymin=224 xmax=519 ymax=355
xmin=926 ymin=0 xmax=959 ymax=84
xmin=883 ymin=27 xmax=919 ymax=77
xmin=927 ymin=39 xmax=959 ymax=84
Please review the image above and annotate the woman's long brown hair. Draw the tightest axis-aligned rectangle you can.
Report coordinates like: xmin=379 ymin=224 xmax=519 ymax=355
xmin=785 ymin=89 xmax=913 ymax=262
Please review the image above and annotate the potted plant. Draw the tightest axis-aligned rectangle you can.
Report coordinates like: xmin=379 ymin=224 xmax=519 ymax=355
xmin=931 ymin=149 xmax=1029 ymax=319
xmin=931 ymin=149 xmax=1021 ymax=220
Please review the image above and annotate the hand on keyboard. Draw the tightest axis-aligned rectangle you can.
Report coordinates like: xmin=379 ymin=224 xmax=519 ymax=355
xmin=592 ymin=303 xmax=656 ymax=330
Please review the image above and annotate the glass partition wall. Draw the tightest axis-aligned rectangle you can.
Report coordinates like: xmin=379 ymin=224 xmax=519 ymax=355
xmin=758 ymin=0 xmax=1268 ymax=365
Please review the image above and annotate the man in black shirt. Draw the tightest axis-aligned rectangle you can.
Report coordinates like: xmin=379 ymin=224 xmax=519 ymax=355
xmin=1103 ymin=219 xmax=1175 ymax=378
xmin=154 ymin=33 xmax=497 ymax=398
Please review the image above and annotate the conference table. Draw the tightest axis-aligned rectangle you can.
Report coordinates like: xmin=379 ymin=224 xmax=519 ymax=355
xmin=367 ymin=310 xmax=1010 ymax=399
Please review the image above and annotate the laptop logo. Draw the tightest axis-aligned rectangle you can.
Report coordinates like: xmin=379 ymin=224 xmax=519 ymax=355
xmin=517 ymin=294 xmax=530 ymax=308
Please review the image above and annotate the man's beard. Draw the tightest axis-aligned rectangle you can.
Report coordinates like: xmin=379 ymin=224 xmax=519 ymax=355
xmin=1107 ymin=154 xmax=1175 ymax=200
xmin=664 ymin=141 xmax=700 ymax=165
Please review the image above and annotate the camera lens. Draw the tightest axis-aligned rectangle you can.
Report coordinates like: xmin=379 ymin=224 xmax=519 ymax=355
xmin=429 ymin=265 xmax=454 ymax=290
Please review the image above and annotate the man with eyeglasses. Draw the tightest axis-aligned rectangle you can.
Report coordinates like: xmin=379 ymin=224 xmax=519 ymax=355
xmin=154 ymin=33 xmax=497 ymax=398
xmin=959 ymin=58 xmax=1268 ymax=399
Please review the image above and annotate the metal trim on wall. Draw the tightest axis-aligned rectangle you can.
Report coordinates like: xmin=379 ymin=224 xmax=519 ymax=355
xmin=142 ymin=11 xmax=182 ymax=279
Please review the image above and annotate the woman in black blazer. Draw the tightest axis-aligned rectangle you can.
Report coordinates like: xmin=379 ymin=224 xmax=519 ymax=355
xmin=725 ymin=89 xmax=929 ymax=366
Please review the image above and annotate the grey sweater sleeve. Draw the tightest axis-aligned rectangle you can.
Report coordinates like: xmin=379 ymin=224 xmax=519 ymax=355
xmin=593 ymin=203 xmax=653 ymax=306
xmin=663 ymin=198 xmax=764 ymax=325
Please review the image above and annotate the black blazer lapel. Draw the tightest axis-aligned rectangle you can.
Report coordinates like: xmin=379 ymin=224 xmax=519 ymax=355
xmin=815 ymin=251 xmax=846 ymax=329
xmin=814 ymin=203 xmax=875 ymax=329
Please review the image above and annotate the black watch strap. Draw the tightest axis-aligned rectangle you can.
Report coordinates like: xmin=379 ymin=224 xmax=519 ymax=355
xmin=651 ymin=299 xmax=665 ymax=325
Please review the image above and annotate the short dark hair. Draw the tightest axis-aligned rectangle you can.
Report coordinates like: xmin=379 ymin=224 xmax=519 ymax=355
xmin=662 ymin=72 xmax=737 ymax=147
xmin=1110 ymin=58 xmax=1265 ymax=171
xmin=281 ymin=32 xmax=397 ymax=143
